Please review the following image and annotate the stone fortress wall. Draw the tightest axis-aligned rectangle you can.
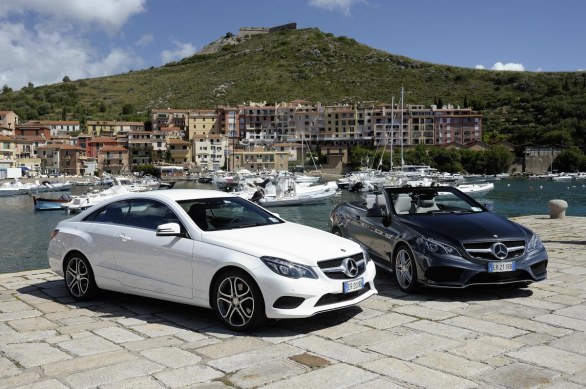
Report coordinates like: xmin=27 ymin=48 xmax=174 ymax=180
xmin=199 ymin=23 xmax=297 ymax=55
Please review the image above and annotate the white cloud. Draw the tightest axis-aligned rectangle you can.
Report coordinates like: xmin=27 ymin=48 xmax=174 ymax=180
xmin=161 ymin=41 xmax=197 ymax=64
xmin=491 ymin=62 xmax=525 ymax=71
xmin=0 ymin=22 xmax=142 ymax=89
xmin=0 ymin=0 xmax=146 ymax=31
xmin=0 ymin=0 xmax=146 ymax=90
xmin=474 ymin=62 xmax=525 ymax=72
xmin=308 ymin=0 xmax=366 ymax=15
xmin=136 ymin=34 xmax=154 ymax=47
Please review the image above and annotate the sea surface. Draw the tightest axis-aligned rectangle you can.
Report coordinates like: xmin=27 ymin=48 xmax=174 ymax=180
xmin=1 ymin=178 xmax=584 ymax=274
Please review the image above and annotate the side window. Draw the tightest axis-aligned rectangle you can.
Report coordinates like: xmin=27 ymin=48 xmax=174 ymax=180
xmin=88 ymin=201 xmax=130 ymax=225
xmin=126 ymin=199 xmax=179 ymax=230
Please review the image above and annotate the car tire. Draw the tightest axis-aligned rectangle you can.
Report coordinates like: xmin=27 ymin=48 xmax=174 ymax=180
xmin=64 ymin=253 xmax=98 ymax=300
xmin=212 ymin=269 xmax=267 ymax=332
xmin=393 ymin=245 xmax=419 ymax=293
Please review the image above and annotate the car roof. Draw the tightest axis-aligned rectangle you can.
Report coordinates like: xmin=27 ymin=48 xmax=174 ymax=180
xmin=113 ymin=189 xmax=235 ymax=202
xmin=385 ymin=185 xmax=453 ymax=192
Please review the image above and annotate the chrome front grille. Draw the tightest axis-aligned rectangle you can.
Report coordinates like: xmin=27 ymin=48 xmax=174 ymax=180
xmin=318 ymin=253 xmax=366 ymax=279
xmin=463 ymin=240 xmax=525 ymax=261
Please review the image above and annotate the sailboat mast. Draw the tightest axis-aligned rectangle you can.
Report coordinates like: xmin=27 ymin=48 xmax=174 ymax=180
xmin=400 ymin=86 xmax=405 ymax=168
xmin=377 ymin=105 xmax=386 ymax=170
xmin=390 ymin=96 xmax=394 ymax=172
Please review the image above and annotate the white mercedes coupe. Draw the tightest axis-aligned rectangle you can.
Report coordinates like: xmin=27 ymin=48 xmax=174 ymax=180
xmin=48 ymin=189 xmax=377 ymax=331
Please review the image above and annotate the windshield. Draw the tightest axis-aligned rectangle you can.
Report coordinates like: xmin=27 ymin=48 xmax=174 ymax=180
xmin=179 ymin=196 xmax=283 ymax=231
xmin=388 ymin=187 xmax=486 ymax=215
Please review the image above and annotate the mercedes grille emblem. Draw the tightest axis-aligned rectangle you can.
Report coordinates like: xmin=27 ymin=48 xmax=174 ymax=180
xmin=491 ymin=242 xmax=509 ymax=260
xmin=342 ymin=258 xmax=359 ymax=277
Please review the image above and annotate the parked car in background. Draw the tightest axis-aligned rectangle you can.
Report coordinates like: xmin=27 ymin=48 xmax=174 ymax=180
xmin=329 ymin=186 xmax=548 ymax=292
xmin=48 ymin=189 xmax=377 ymax=331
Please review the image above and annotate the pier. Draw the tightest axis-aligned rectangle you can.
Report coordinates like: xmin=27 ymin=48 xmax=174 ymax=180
xmin=0 ymin=216 xmax=585 ymax=388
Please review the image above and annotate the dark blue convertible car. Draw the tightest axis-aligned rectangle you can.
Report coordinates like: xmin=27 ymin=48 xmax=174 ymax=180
xmin=329 ymin=186 xmax=548 ymax=292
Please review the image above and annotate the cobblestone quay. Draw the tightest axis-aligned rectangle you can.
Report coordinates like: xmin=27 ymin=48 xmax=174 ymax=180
xmin=1 ymin=216 xmax=585 ymax=388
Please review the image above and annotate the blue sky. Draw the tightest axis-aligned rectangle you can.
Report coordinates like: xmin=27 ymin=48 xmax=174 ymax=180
xmin=1 ymin=0 xmax=585 ymax=91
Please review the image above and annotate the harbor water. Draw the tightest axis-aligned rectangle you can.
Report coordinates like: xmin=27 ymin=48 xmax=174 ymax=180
xmin=1 ymin=178 xmax=585 ymax=274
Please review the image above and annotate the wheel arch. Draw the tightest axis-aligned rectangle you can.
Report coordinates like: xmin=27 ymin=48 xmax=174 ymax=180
xmin=62 ymin=249 xmax=89 ymax=275
xmin=208 ymin=265 xmax=260 ymax=305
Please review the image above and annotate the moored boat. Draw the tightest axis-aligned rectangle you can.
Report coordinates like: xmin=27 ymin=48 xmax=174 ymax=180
xmin=32 ymin=194 xmax=72 ymax=211
xmin=453 ymin=181 xmax=495 ymax=196
xmin=60 ymin=185 xmax=130 ymax=213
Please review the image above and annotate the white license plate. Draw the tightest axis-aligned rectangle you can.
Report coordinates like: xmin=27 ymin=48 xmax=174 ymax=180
xmin=343 ymin=278 xmax=364 ymax=293
xmin=488 ymin=261 xmax=516 ymax=272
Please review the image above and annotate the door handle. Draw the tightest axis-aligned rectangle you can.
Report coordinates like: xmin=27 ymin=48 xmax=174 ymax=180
xmin=119 ymin=234 xmax=131 ymax=241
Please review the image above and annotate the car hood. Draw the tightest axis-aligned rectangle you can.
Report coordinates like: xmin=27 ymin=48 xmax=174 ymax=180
xmin=201 ymin=222 xmax=361 ymax=266
xmin=401 ymin=211 xmax=530 ymax=243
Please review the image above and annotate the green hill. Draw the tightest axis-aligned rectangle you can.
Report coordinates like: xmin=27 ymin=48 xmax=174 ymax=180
xmin=1 ymin=27 xmax=585 ymax=149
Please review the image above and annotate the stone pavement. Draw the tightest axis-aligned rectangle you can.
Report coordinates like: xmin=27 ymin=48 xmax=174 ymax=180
xmin=1 ymin=216 xmax=585 ymax=388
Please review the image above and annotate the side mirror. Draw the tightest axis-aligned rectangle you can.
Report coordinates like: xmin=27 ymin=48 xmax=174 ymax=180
xmin=483 ymin=203 xmax=494 ymax=212
xmin=382 ymin=215 xmax=391 ymax=227
xmin=156 ymin=222 xmax=182 ymax=236
xmin=366 ymin=207 xmax=383 ymax=217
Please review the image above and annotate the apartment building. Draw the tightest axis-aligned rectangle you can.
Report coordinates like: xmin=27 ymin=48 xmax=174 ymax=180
xmin=14 ymin=124 xmax=51 ymax=139
xmin=0 ymin=111 xmax=19 ymax=132
xmin=167 ymin=138 xmax=191 ymax=164
xmin=151 ymin=109 xmax=188 ymax=131
xmin=231 ymin=146 xmax=289 ymax=171
xmin=87 ymin=137 xmax=121 ymax=159
xmin=128 ymin=131 xmax=153 ymax=165
xmin=151 ymin=131 xmax=168 ymax=164
xmin=187 ymin=109 xmax=220 ymax=139
xmin=38 ymin=144 xmax=86 ymax=176
xmin=97 ymin=145 xmax=129 ymax=174
xmin=22 ymin=120 xmax=80 ymax=136
xmin=239 ymin=103 xmax=277 ymax=143
xmin=86 ymin=120 xmax=144 ymax=136
xmin=433 ymin=105 xmax=482 ymax=145
xmin=0 ymin=134 xmax=17 ymax=169
xmin=323 ymin=105 xmax=370 ymax=147
xmin=193 ymin=134 xmax=227 ymax=171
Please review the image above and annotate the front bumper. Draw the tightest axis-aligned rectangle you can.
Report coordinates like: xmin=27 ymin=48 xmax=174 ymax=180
xmin=414 ymin=248 xmax=548 ymax=288
xmin=255 ymin=260 xmax=377 ymax=319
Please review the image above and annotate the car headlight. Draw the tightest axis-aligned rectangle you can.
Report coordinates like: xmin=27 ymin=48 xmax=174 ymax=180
xmin=527 ymin=234 xmax=544 ymax=252
xmin=423 ymin=238 xmax=461 ymax=256
xmin=261 ymin=257 xmax=318 ymax=279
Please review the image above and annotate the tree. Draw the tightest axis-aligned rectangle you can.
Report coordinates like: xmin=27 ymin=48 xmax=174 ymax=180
xmin=554 ymin=147 xmax=586 ymax=172
xmin=63 ymin=76 xmax=71 ymax=82
xmin=484 ymin=145 xmax=514 ymax=174
xmin=121 ymin=103 xmax=134 ymax=115
xmin=1 ymin=84 xmax=13 ymax=94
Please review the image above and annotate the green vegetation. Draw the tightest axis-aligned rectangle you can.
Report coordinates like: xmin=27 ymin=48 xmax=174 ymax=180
xmin=348 ymin=144 xmax=516 ymax=174
xmin=1 ymin=28 xmax=586 ymax=152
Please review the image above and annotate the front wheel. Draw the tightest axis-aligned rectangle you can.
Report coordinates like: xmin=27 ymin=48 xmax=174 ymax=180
xmin=212 ymin=269 xmax=267 ymax=332
xmin=393 ymin=245 xmax=419 ymax=293
xmin=64 ymin=253 xmax=98 ymax=300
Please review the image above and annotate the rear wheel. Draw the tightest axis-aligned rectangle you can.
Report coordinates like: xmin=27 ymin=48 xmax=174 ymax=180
xmin=212 ymin=269 xmax=266 ymax=332
xmin=64 ymin=253 xmax=98 ymax=300
xmin=393 ymin=245 xmax=419 ymax=293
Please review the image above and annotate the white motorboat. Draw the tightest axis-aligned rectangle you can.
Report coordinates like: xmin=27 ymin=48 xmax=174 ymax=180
xmin=60 ymin=185 xmax=130 ymax=213
xmin=0 ymin=181 xmax=24 ymax=197
xmin=254 ymin=178 xmax=339 ymax=207
xmin=110 ymin=175 xmax=160 ymax=191
xmin=454 ymin=182 xmax=495 ymax=196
